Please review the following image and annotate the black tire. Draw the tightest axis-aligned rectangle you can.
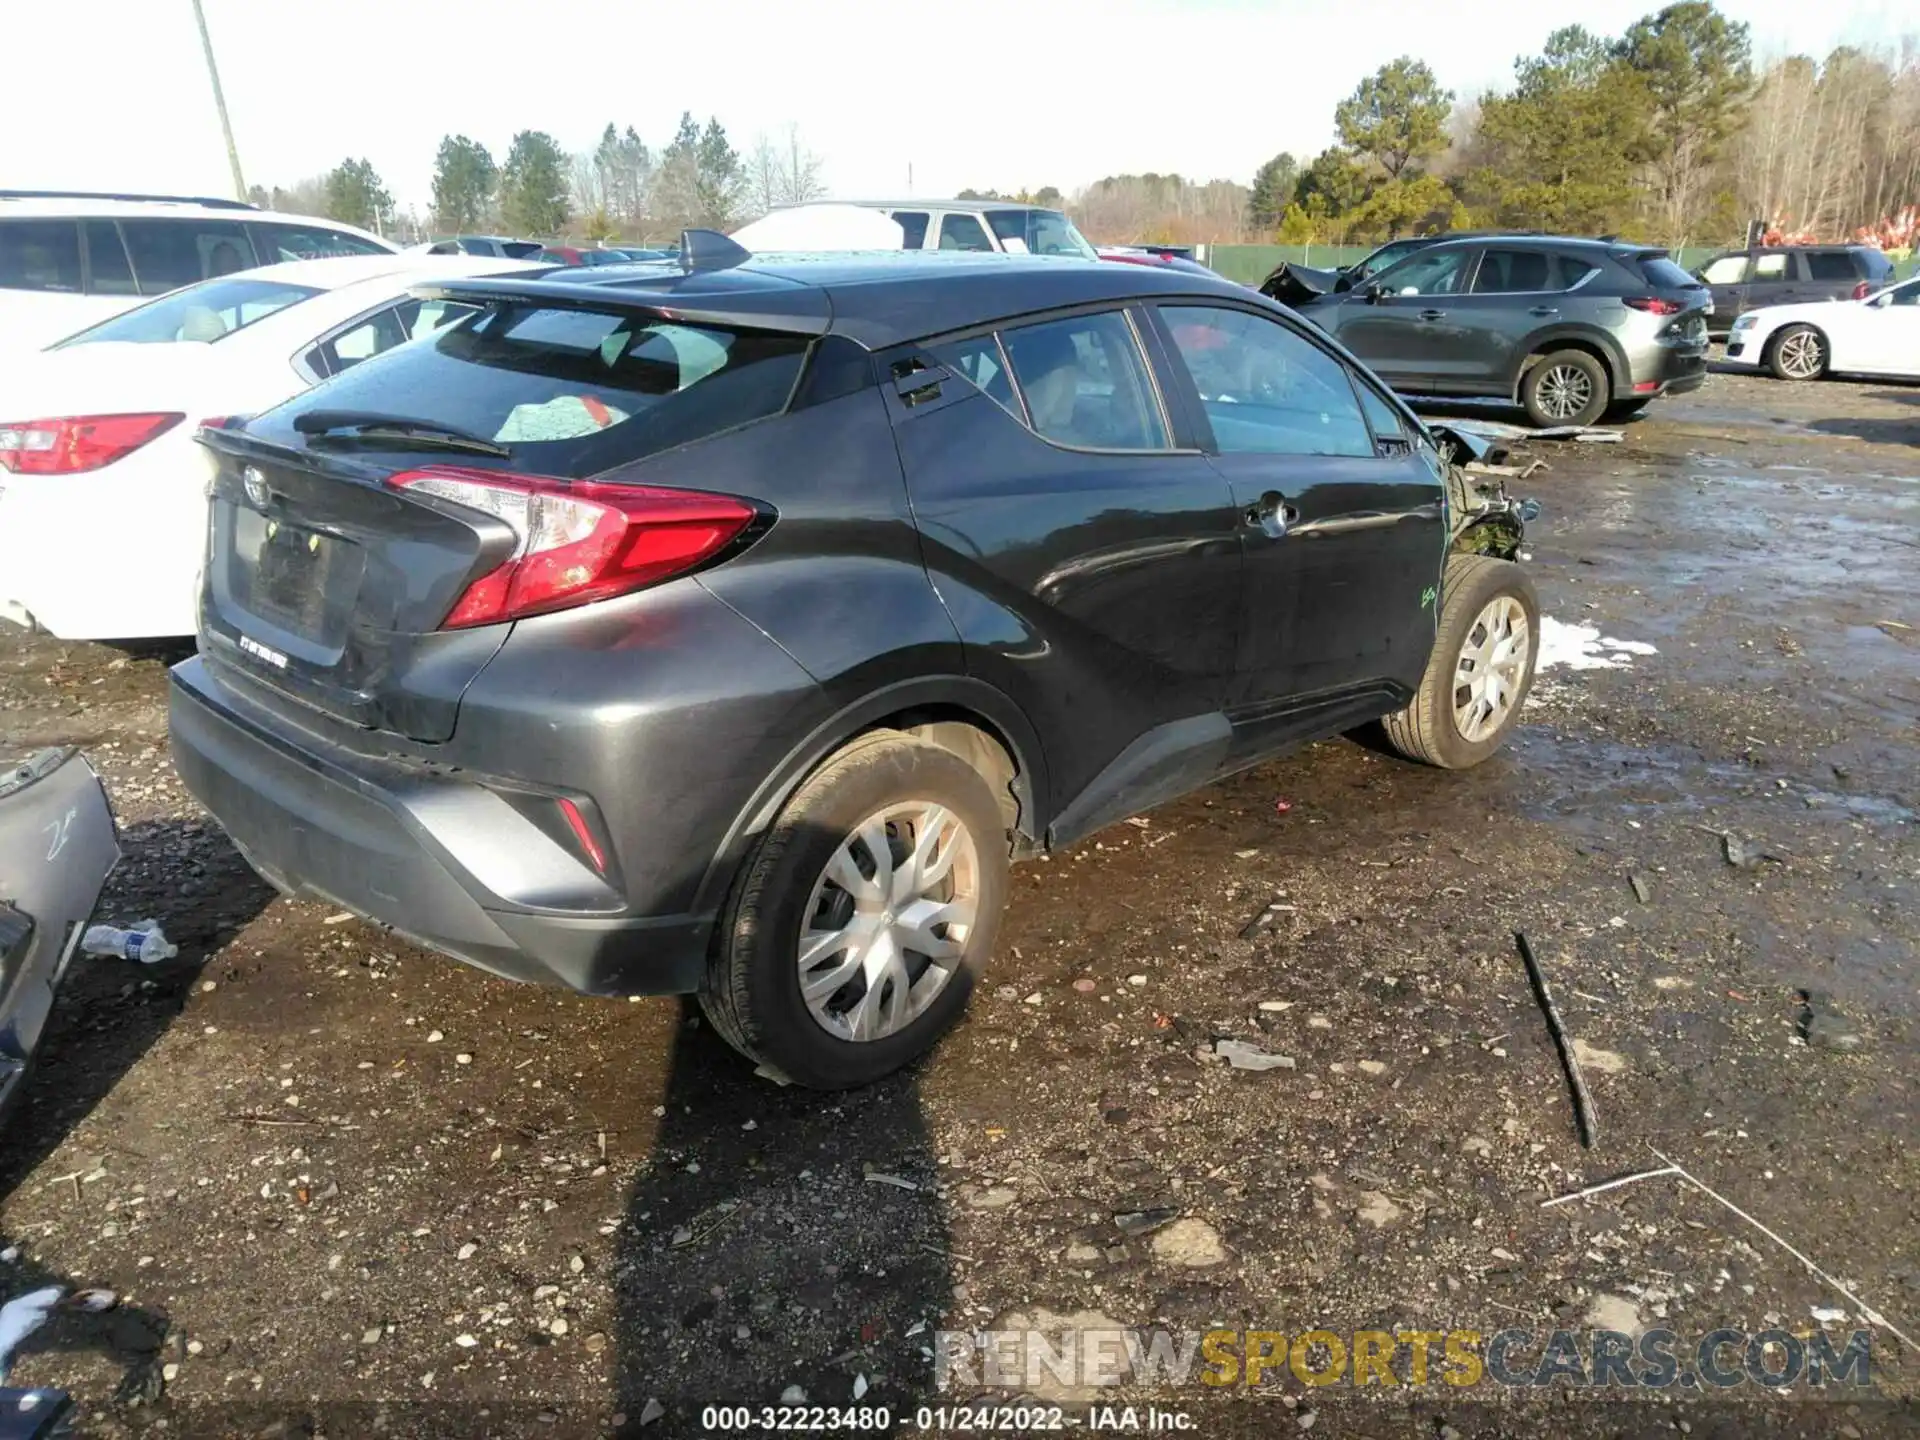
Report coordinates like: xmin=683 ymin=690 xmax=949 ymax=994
xmin=1521 ymin=348 xmax=1610 ymax=428
xmin=1382 ymin=555 xmax=1539 ymax=769
xmin=1766 ymin=323 xmax=1827 ymax=381
xmin=699 ymin=731 xmax=1009 ymax=1089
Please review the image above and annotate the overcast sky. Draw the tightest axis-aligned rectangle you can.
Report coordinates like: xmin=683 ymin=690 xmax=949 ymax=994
xmin=4 ymin=0 xmax=1905 ymax=218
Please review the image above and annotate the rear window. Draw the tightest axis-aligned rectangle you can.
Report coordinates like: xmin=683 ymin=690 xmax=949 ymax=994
xmin=1637 ymin=256 xmax=1699 ymax=289
xmin=271 ymin=303 xmax=812 ymax=470
xmin=0 ymin=220 xmax=82 ymax=294
xmin=984 ymin=209 xmax=1097 ymax=259
xmin=52 ymin=276 xmax=321 ymax=347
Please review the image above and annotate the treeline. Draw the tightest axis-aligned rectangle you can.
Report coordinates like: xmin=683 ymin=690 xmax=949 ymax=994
xmin=254 ymin=113 xmax=825 ymax=243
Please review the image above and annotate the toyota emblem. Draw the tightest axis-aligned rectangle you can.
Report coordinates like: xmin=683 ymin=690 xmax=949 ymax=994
xmin=242 ymin=466 xmax=269 ymax=507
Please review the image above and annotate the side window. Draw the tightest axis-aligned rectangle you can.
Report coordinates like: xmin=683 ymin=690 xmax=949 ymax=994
xmin=1553 ymin=255 xmax=1598 ymax=291
xmin=1470 ymin=249 xmax=1553 ymax=294
xmin=890 ymin=211 xmax=930 ymax=248
xmin=408 ymin=299 xmax=477 ymax=340
xmin=1000 ymin=311 xmax=1169 ymax=450
xmin=1752 ymin=253 xmax=1790 ymax=281
xmin=319 ymin=304 xmax=412 ymax=374
xmin=122 ymin=220 xmax=257 ymax=294
xmin=82 ymin=221 xmax=138 ymax=296
xmin=929 ymin=334 xmax=1023 ymax=421
xmin=1805 ymin=252 xmax=1856 ymax=282
xmin=937 ymin=213 xmax=994 ymax=252
xmin=1159 ymin=305 xmax=1375 ymax=459
xmin=1700 ymin=255 xmax=1750 ymax=285
xmin=254 ymin=224 xmax=387 ymax=262
xmin=1376 ymin=247 xmax=1471 ymax=297
xmin=1353 ymin=380 xmax=1406 ymax=446
xmin=0 ymin=220 xmax=82 ymax=294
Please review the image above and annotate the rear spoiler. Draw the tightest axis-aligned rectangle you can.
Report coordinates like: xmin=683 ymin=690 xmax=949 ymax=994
xmin=408 ymin=275 xmax=833 ymax=337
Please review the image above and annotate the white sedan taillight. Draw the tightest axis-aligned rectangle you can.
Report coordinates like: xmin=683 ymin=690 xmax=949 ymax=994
xmin=0 ymin=413 xmax=185 ymax=475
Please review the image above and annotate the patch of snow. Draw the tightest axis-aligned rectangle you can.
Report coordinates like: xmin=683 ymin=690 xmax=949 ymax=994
xmin=1536 ymin=617 xmax=1659 ymax=673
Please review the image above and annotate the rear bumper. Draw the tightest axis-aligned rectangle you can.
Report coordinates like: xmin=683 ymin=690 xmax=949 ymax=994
xmin=168 ymin=656 xmax=714 ymax=994
xmin=1624 ymin=335 xmax=1709 ymax=398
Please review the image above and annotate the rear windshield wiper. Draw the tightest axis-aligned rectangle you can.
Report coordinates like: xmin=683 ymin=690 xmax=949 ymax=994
xmin=293 ymin=409 xmax=512 ymax=458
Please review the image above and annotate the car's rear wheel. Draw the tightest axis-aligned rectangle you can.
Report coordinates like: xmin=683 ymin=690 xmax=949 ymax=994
xmin=1767 ymin=324 xmax=1827 ymax=381
xmin=1382 ymin=555 xmax=1539 ymax=769
xmin=1521 ymin=349 xmax=1610 ymax=427
xmin=699 ymin=731 xmax=1008 ymax=1088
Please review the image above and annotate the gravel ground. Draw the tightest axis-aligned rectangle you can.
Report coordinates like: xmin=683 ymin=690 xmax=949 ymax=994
xmin=0 ymin=366 xmax=1915 ymax=1439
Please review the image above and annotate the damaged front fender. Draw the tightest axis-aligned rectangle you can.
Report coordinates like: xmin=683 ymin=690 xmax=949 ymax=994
xmin=1428 ymin=424 xmax=1539 ymax=561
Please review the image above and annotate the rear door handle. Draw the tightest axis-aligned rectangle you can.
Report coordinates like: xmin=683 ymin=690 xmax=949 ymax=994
xmin=1529 ymin=306 xmax=1559 ymax=317
xmin=1245 ymin=490 xmax=1300 ymax=540
xmin=1418 ymin=309 xmax=1446 ymax=321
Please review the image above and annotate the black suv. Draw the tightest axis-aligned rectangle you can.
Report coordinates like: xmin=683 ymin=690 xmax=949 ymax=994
xmin=1297 ymin=236 xmax=1711 ymax=427
xmin=1693 ymin=244 xmax=1896 ymax=337
xmin=170 ymin=241 xmax=1540 ymax=1088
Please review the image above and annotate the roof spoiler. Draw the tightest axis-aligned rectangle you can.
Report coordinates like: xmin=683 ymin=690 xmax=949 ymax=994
xmin=680 ymin=228 xmax=751 ymax=273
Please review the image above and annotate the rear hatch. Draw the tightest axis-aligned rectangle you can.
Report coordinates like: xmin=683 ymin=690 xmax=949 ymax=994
xmin=196 ymin=274 xmax=823 ymax=743
xmin=1632 ymin=251 xmax=1713 ymax=339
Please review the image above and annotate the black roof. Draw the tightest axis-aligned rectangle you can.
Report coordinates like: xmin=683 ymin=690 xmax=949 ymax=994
xmin=414 ymin=252 xmax=1251 ymax=350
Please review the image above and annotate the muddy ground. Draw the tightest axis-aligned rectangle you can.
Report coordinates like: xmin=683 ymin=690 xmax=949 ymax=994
xmin=0 ymin=367 xmax=1915 ymax=1439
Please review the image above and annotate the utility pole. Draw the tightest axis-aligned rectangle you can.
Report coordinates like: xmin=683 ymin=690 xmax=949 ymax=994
xmin=190 ymin=0 xmax=248 ymax=202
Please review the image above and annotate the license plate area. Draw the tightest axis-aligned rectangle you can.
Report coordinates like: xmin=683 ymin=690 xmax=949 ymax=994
xmin=233 ymin=507 xmax=364 ymax=646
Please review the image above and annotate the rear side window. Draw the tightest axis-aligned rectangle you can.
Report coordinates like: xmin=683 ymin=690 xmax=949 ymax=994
xmin=930 ymin=334 xmax=1023 ymax=421
xmin=1471 ymin=249 xmax=1553 ymax=293
xmin=253 ymin=223 xmax=387 ymax=262
xmin=890 ymin=211 xmax=930 ymax=247
xmin=122 ymin=219 xmax=257 ymax=294
xmin=305 ymin=298 xmax=477 ymax=378
xmin=276 ymin=304 xmax=811 ymax=469
xmin=1752 ymin=253 xmax=1790 ymax=280
xmin=1805 ymin=252 xmax=1857 ymax=281
xmin=1001 ymin=311 xmax=1168 ymax=450
xmin=50 ymin=276 xmax=320 ymax=348
xmin=1636 ymin=256 xmax=1696 ymax=289
xmin=938 ymin=214 xmax=994 ymax=252
xmin=82 ymin=221 xmax=138 ymax=296
xmin=1159 ymin=304 xmax=1374 ymax=459
xmin=1699 ymin=255 xmax=1748 ymax=284
xmin=0 ymin=220 xmax=81 ymax=293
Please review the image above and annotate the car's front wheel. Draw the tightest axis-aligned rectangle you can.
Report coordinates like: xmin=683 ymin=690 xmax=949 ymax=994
xmin=1521 ymin=349 xmax=1610 ymax=427
xmin=1766 ymin=324 xmax=1827 ymax=381
xmin=700 ymin=732 xmax=1008 ymax=1088
xmin=1382 ymin=555 xmax=1540 ymax=769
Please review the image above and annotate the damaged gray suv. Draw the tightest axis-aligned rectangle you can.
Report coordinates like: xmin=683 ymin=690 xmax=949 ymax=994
xmin=171 ymin=238 xmax=1540 ymax=1088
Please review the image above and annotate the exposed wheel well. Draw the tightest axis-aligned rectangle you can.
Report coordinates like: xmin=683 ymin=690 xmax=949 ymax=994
xmin=863 ymin=706 xmax=1035 ymax=853
xmin=1516 ymin=339 xmax=1617 ymax=401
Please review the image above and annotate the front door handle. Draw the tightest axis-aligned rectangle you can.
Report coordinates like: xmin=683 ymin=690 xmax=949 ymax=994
xmin=1529 ymin=305 xmax=1559 ymax=317
xmin=1245 ymin=491 xmax=1300 ymax=540
xmin=1418 ymin=309 xmax=1446 ymax=321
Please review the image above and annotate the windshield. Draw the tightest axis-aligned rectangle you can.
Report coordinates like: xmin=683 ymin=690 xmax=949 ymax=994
xmin=53 ymin=277 xmax=321 ymax=348
xmin=985 ymin=209 xmax=1098 ymax=260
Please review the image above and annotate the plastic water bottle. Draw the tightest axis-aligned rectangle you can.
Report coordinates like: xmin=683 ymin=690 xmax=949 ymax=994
xmin=81 ymin=920 xmax=177 ymax=964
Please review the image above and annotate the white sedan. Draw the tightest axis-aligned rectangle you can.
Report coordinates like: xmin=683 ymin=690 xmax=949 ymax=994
xmin=0 ymin=253 xmax=537 ymax=640
xmin=1721 ymin=272 xmax=1920 ymax=381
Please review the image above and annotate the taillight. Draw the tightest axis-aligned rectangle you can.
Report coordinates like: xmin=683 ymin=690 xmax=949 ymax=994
xmin=1852 ymin=281 xmax=1871 ymax=300
xmin=1623 ymin=296 xmax=1685 ymax=316
xmin=556 ymin=797 xmax=607 ymax=873
xmin=0 ymin=413 xmax=184 ymax=475
xmin=388 ymin=466 xmax=757 ymax=628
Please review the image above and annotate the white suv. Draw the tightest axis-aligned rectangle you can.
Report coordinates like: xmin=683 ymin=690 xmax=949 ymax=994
xmin=0 ymin=190 xmax=396 ymax=354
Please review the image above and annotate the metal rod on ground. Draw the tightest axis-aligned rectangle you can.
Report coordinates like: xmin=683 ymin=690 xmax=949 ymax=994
xmin=1515 ymin=929 xmax=1599 ymax=1148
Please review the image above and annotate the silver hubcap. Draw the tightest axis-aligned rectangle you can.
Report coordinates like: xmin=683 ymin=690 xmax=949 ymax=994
xmin=1453 ymin=596 xmax=1531 ymax=743
xmin=1778 ymin=331 xmax=1822 ymax=378
xmin=797 ymin=802 xmax=980 ymax=1043
xmin=1537 ymin=364 xmax=1594 ymax=420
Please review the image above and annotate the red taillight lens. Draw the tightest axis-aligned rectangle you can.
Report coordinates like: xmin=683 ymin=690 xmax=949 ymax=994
xmin=1623 ymin=296 xmax=1685 ymax=316
xmin=556 ymin=797 xmax=607 ymax=873
xmin=388 ymin=466 xmax=757 ymax=628
xmin=0 ymin=413 xmax=184 ymax=475
xmin=1852 ymin=281 xmax=1871 ymax=300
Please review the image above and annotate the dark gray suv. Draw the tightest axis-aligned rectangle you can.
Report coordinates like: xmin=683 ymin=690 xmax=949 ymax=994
xmin=170 ymin=243 xmax=1540 ymax=1089
xmin=1694 ymin=244 xmax=1896 ymax=338
xmin=1297 ymin=237 xmax=1711 ymax=427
